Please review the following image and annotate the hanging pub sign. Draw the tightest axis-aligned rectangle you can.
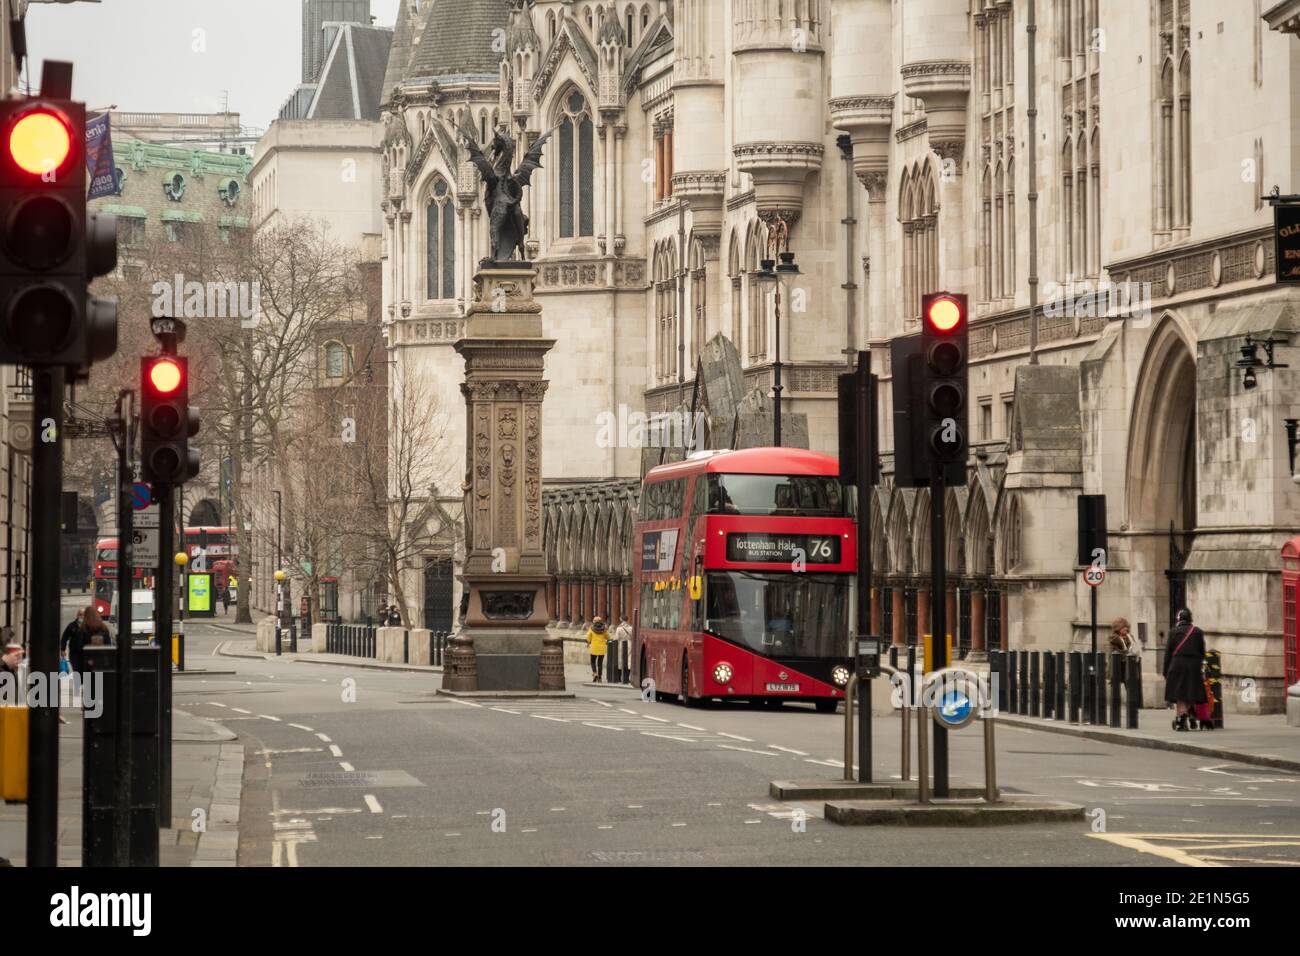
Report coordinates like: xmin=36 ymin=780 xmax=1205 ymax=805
xmin=1275 ymin=203 xmax=1300 ymax=284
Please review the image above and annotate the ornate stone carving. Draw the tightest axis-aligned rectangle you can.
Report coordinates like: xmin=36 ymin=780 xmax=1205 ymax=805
xmin=481 ymin=591 xmax=536 ymax=620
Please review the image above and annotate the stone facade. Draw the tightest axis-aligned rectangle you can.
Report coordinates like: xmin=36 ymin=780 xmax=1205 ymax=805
xmin=381 ymin=1 xmax=1300 ymax=712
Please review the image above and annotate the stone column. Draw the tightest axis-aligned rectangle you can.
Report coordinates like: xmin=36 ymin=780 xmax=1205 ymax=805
xmin=945 ymin=587 xmax=957 ymax=649
xmin=970 ymin=587 xmax=987 ymax=660
xmin=916 ymin=586 xmax=929 ymax=644
xmin=450 ymin=263 xmax=556 ymax=692
xmin=869 ymin=585 xmax=882 ymax=638
xmin=891 ymin=587 xmax=905 ymax=646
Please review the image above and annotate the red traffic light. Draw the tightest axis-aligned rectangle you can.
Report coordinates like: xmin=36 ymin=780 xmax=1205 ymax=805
xmin=8 ymin=108 xmax=73 ymax=178
xmin=925 ymin=295 xmax=964 ymax=334
xmin=148 ymin=358 xmax=183 ymax=394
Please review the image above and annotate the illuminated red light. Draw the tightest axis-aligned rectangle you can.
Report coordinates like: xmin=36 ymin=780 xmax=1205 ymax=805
xmin=9 ymin=109 xmax=72 ymax=177
xmin=926 ymin=297 xmax=963 ymax=333
xmin=149 ymin=358 xmax=183 ymax=394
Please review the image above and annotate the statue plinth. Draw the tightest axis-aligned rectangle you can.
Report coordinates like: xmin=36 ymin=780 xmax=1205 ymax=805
xmin=448 ymin=261 xmax=557 ymax=693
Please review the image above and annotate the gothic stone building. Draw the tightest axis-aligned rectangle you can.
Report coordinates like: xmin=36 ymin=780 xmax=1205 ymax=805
xmin=382 ymin=0 xmax=1300 ymax=712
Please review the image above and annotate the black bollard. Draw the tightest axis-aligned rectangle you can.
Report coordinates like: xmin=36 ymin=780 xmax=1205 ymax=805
xmin=1006 ymin=650 xmax=1018 ymax=714
xmin=1094 ymin=652 xmax=1107 ymax=726
xmin=1056 ymin=651 xmax=1066 ymax=720
xmin=1018 ymin=650 xmax=1030 ymax=715
xmin=1043 ymin=652 xmax=1055 ymax=720
xmin=1030 ymin=652 xmax=1041 ymax=717
xmin=1068 ymin=652 xmax=1082 ymax=722
xmin=1109 ymin=653 xmax=1122 ymax=728
xmin=1126 ymin=656 xmax=1142 ymax=729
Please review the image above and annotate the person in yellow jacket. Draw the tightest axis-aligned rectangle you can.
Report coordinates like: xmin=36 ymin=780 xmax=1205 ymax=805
xmin=586 ymin=616 xmax=609 ymax=683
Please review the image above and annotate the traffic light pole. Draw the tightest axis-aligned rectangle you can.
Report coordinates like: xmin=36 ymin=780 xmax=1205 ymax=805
xmin=112 ymin=391 xmax=135 ymax=867
xmin=855 ymin=359 xmax=873 ymax=783
xmin=156 ymin=481 xmax=174 ymax=826
xmin=26 ymin=366 xmax=65 ymax=867
xmin=930 ymin=465 xmax=949 ymax=798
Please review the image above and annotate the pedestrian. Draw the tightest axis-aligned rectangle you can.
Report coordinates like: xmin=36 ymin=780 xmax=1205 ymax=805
xmin=1163 ymin=607 xmax=1206 ymax=731
xmin=613 ymin=616 xmax=632 ymax=683
xmin=586 ymin=616 xmax=608 ymax=683
xmin=66 ymin=607 xmax=113 ymax=677
xmin=60 ymin=608 xmax=84 ymax=662
xmin=1108 ymin=617 xmax=1139 ymax=657
xmin=221 ymin=582 xmax=231 ymax=615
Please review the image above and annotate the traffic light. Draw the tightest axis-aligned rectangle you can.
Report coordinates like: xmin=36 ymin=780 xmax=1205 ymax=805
xmin=141 ymin=355 xmax=200 ymax=484
xmin=0 ymin=97 xmax=118 ymax=367
xmin=920 ymin=292 xmax=968 ymax=485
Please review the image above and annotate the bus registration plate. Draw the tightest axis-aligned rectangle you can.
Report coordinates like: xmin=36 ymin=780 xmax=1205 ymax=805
xmin=765 ymin=683 xmax=800 ymax=692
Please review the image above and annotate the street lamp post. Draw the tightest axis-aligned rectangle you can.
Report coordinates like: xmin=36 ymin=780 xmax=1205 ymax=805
xmin=757 ymin=247 xmax=800 ymax=447
xmin=274 ymin=569 xmax=286 ymax=656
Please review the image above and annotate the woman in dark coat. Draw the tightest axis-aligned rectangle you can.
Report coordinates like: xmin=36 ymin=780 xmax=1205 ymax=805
xmin=65 ymin=607 xmax=112 ymax=676
xmin=1163 ymin=608 xmax=1206 ymax=731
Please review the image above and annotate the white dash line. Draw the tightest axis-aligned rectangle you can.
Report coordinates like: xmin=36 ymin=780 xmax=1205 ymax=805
xmin=521 ymin=828 xmax=537 ymax=833
xmin=643 ymin=715 xmax=671 ymax=723
xmin=446 ymin=698 xmax=483 ymax=708
xmin=677 ymin=723 xmax=706 ymax=731
xmin=768 ymin=745 xmax=810 ymax=756
xmin=592 ymin=699 xmax=613 ymax=708
xmin=805 ymin=758 xmax=844 ymax=768
xmin=490 ymin=707 xmax=521 ymax=715
xmin=716 ymin=732 xmax=754 ymax=741
xmin=230 ymin=707 xmax=251 ymax=714
xmin=671 ymin=822 xmax=687 ymax=828
xmin=582 ymin=722 xmax=626 ymax=731
xmin=642 ymin=732 xmax=702 ymax=743
xmin=532 ymin=714 xmax=568 ymax=722
xmin=316 ymin=733 xmax=332 ymax=743
xmin=339 ymin=762 xmax=354 ymax=772
xmin=258 ymin=714 xmax=281 ymax=722
xmin=549 ymin=807 xmax=567 ymax=812
xmin=744 ymin=819 xmax=762 ymax=825
xmin=718 ymin=744 xmax=782 ymax=757
xmin=289 ymin=723 xmax=314 ymax=732
xmin=618 ymin=708 xmax=639 ymax=715
xmin=329 ymin=745 xmax=343 ymax=758
xmin=363 ymin=794 xmax=383 ymax=814
xmin=597 ymin=825 xmax=614 ymax=830
xmin=627 ymin=804 xmax=644 ymax=809
xmin=207 ymin=702 xmax=228 ymax=708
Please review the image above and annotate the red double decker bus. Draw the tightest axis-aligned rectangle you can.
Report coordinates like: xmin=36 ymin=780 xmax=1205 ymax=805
xmin=91 ymin=537 xmax=144 ymax=618
xmin=631 ymin=447 xmax=855 ymax=712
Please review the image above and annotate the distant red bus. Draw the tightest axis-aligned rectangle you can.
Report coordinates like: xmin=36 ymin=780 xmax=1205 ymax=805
xmin=631 ymin=448 xmax=855 ymax=713
xmin=91 ymin=537 xmax=143 ymax=618
xmin=183 ymin=527 xmax=238 ymax=582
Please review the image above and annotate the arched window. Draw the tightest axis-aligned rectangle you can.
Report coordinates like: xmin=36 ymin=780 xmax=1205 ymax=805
xmin=641 ymin=4 xmax=650 ymax=31
xmin=626 ymin=5 xmax=635 ymax=46
xmin=556 ymin=90 xmax=595 ymax=238
xmin=745 ymin=222 xmax=767 ymax=362
xmin=690 ymin=239 xmax=707 ymax=369
xmin=1154 ymin=0 xmax=1189 ymax=236
xmin=727 ymin=231 xmax=741 ymax=345
xmin=548 ymin=10 xmax=556 ymax=44
xmin=426 ymin=177 xmax=455 ymax=300
xmin=480 ymin=111 xmax=488 ymax=145
xmin=324 ymin=342 xmax=347 ymax=380
xmin=899 ymin=163 xmax=939 ymax=321
xmin=653 ymin=243 xmax=679 ymax=384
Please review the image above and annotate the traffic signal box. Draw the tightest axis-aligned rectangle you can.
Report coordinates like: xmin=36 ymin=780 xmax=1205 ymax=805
xmin=0 ymin=97 xmax=117 ymax=367
xmin=892 ymin=293 xmax=969 ymax=488
xmin=141 ymin=355 xmax=200 ymax=484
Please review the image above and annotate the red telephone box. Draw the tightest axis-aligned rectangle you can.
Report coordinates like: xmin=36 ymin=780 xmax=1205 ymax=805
xmin=1282 ymin=537 xmax=1300 ymax=686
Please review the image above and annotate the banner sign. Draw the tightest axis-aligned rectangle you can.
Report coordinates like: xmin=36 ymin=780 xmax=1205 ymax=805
xmin=725 ymin=532 xmax=841 ymax=565
xmin=640 ymin=529 xmax=678 ymax=572
xmin=1275 ymin=203 xmax=1300 ymax=284
xmin=85 ymin=112 xmax=119 ymax=200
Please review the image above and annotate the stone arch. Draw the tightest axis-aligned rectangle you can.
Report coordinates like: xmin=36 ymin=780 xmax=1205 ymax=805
xmin=886 ymin=490 xmax=912 ymax=575
xmin=189 ymin=498 xmax=222 ymax=526
xmin=912 ymin=487 xmax=931 ymax=575
xmin=1125 ymin=313 xmax=1197 ymax=533
xmin=869 ymin=489 xmax=889 ymax=574
xmin=964 ymin=475 xmax=994 ymax=576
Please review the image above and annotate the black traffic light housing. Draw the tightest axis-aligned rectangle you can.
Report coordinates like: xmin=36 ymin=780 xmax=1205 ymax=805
xmin=141 ymin=355 xmax=200 ymax=484
xmin=920 ymin=292 xmax=968 ymax=486
xmin=0 ymin=88 xmax=118 ymax=368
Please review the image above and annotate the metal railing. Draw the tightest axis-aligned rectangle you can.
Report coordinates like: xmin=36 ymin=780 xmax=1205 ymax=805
xmin=325 ymin=624 xmax=376 ymax=659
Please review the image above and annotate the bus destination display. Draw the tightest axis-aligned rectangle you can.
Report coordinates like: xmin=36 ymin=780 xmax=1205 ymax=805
xmin=725 ymin=532 xmax=841 ymax=564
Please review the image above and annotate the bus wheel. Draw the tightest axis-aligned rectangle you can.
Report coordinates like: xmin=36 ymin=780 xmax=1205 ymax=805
xmin=680 ymin=656 xmax=697 ymax=708
xmin=815 ymin=700 xmax=839 ymax=714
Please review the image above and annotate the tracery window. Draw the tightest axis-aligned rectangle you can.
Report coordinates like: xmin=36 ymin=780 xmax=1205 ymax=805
xmin=899 ymin=163 xmax=939 ymax=322
xmin=557 ymin=90 xmax=595 ymax=238
xmin=1057 ymin=0 xmax=1101 ymax=278
xmin=690 ymin=239 xmax=707 ymax=369
xmin=1155 ymin=0 xmax=1191 ymax=236
xmin=976 ymin=2 xmax=1018 ymax=301
xmin=425 ymin=177 xmax=455 ymax=300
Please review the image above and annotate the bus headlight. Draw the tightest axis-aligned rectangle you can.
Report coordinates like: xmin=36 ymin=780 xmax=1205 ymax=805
xmin=831 ymin=665 xmax=850 ymax=687
xmin=713 ymin=663 xmax=733 ymax=684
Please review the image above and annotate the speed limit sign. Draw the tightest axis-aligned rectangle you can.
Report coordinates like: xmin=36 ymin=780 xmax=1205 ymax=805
xmin=1083 ymin=565 xmax=1106 ymax=587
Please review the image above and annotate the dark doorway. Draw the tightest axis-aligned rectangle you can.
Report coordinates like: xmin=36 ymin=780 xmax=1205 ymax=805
xmin=189 ymin=498 xmax=222 ymax=527
xmin=423 ymin=557 xmax=454 ymax=632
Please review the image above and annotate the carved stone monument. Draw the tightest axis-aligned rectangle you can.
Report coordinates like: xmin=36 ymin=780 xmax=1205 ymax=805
xmin=449 ymin=264 xmax=557 ymax=691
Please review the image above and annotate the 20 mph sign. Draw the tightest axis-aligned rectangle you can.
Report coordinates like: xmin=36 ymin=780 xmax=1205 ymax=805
xmin=1083 ymin=566 xmax=1106 ymax=587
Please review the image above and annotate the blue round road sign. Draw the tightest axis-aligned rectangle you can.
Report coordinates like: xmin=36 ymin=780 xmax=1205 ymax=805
xmin=131 ymin=483 xmax=152 ymax=511
xmin=935 ymin=688 xmax=975 ymax=729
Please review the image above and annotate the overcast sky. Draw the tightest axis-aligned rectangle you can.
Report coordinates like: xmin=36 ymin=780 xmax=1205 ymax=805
xmin=24 ymin=0 xmax=402 ymax=132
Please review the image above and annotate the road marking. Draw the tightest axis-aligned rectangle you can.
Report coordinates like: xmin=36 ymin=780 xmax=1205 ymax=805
xmin=258 ymin=714 xmax=281 ymax=721
xmin=718 ymin=744 xmax=782 ymax=757
xmin=339 ymin=762 xmax=354 ymax=772
xmin=677 ymin=723 xmax=706 ymax=731
xmin=768 ymin=745 xmax=809 ymax=756
xmin=805 ymin=758 xmax=843 ymax=768
xmin=671 ymin=822 xmax=686 ymax=827
xmin=316 ymin=733 xmax=332 ymax=742
xmin=583 ymin=722 xmax=626 ymax=731
xmin=550 ymin=807 xmax=566 ymax=812
xmin=744 ymin=819 xmax=762 ymax=825
xmin=207 ymin=702 xmax=228 ymax=708
xmin=627 ymin=804 xmax=643 ymax=809
xmin=522 ymin=828 xmax=537 ymax=833
xmin=363 ymin=794 xmax=383 ymax=814
xmin=532 ymin=714 xmax=568 ymax=723
xmin=619 ymin=708 xmax=639 ymax=714
xmin=444 ymin=832 xmax=461 ymax=837
xmin=231 ymin=707 xmax=252 ymax=714
xmin=289 ymin=723 xmax=314 ymax=732
xmin=329 ymin=745 xmax=343 ymax=757
xmin=716 ymin=732 xmax=754 ymax=741
xmin=642 ymin=732 xmax=701 ymax=743
xmin=707 ymin=802 xmax=722 ymax=807
xmin=1088 ymin=833 xmax=1224 ymax=867
xmin=446 ymin=699 xmax=483 ymax=708
xmin=597 ymin=825 xmax=614 ymax=830
xmin=592 ymin=700 xmax=613 ymax=708
xmin=491 ymin=707 xmax=521 ymax=715
xmin=643 ymin=715 xmax=671 ymax=723
xmin=255 ymin=747 xmax=322 ymax=756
